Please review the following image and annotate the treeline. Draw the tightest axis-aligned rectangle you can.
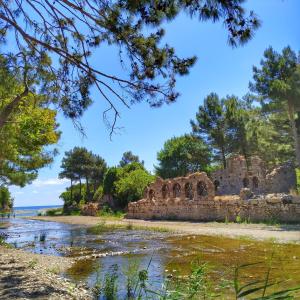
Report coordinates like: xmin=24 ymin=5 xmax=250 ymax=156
xmin=59 ymin=150 xmax=154 ymax=212
xmin=156 ymin=46 xmax=299 ymax=178
xmin=59 ymin=46 xmax=300 ymax=212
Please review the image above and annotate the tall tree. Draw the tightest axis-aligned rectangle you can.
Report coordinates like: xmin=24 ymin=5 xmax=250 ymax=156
xmin=0 ymin=1 xmax=260 ymax=133
xmin=155 ymin=134 xmax=211 ymax=179
xmin=191 ymin=93 xmax=229 ymax=168
xmin=90 ymin=155 xmax=108 ymax=194
xmin=250 ymin=46 xmax=300 ymax=166
xmin=0 ymin=60 xmax=60 ymax=186
xmin=119 ymin=151 xmax=143 ymax=167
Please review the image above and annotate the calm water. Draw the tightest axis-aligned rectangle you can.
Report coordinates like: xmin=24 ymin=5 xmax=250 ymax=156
xmin=1 ymin=216 xmax=300 ymax=298
xmin=11 ymin=205 xmax=63 ymax=217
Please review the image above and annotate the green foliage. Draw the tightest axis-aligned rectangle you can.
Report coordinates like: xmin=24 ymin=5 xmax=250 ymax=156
xmin=93 ymin=185 xmax=104 ymax=202
xmin=60 ymin=183 xmax=86 ymax=211
xmin=0 ymin=186 xmax=13 ymax=212
xmin=155 ymin=134 xmax=211 ymax=179
xmin=250 ymin=46 xmax=300 ymax=166
xmin=0 ymin=57 xmax=60 ymax=186
xmin=296 ymin=169 xmax=300 ymax=194
xmin=45 ymin=208 xmax=63 ymax=217
xmin=94 ymin=259 xmax=300 ymax=299
xmin=97 ymin=205 xmax=125 ymax=219
xmin=119 ymin=151 xmax=144 ymax=167
xmin=115 ymin=169 xmax=155 ymax=207
xmin=0 ymin=1 xmax=260 ymax=132
xmin=103 ymin=167 xmax=124 ymax=196
xmin=191 ymin=90 xmax=296 ymax=169
xmin=59 ymin=147 xmax=107 ymax=208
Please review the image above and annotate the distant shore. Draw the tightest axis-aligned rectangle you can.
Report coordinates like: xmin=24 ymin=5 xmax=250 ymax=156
xmin=31 ymin=215 xmax=300 ymax=244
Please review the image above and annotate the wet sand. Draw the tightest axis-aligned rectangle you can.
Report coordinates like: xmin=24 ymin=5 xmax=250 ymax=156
xmin=31 ymin=215 xmax=300 ymax=243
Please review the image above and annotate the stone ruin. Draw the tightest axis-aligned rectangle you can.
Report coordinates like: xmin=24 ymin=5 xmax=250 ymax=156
xmin=126 ymin=155 xmax=300 ymax=223
xmin=211 ymin=155 xmax=296 ymax=195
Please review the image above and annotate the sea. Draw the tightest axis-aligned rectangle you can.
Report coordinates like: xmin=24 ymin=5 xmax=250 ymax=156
xmin=7 ymin=205 xmax=63 ymax=217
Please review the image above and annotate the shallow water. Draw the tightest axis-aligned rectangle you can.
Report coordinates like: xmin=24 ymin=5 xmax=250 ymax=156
xmin=1 ymin=217 xmax=300 ymax=298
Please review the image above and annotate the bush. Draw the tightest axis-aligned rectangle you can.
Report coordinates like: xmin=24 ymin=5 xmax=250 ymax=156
xmin=45 ymin=208 xmax=63 ymax=216
xmin=93 ymin=185 xmax=104 ymax=202
xmin=115 ymin=169 xmax=155 ymax=207
xmin=0 ymin=186 xmax=13 ymax=212
xmin=296 ymin=168 xmax=300 ymax=194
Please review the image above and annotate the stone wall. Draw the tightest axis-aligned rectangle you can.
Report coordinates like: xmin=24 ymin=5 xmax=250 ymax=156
xmin=211 ymin=156 xmax=296 ymax=195
xmin=126 ymin=169 xmax=300 ymax=223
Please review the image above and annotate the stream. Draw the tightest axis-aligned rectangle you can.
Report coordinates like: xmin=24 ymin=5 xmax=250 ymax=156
xmin=1 ymin=213 xmax=300 ymax=298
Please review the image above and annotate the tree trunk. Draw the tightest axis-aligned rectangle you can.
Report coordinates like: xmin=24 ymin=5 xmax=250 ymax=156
xmin=287 ymin=101 xmax=300 ymax=167
xmin=70 ymin=178 xmax=73 ymax=202
xmin=221 ymin=146 xmax=226 ymax=169
xmin=0 ymin=87 xmax=29 ymax=128
xmin=79 ymin=179 xmax=82 ymax=201
xmin=86 ymin=177 xmax=90 ymax=201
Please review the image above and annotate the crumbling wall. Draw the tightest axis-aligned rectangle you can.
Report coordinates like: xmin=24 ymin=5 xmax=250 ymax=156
xmin=127 ymin=192 xmax=300 ymax=223
xmin=266 ymin=163 xmax=297 ymax=193
xmin=211 ymin=155 xmax=295 ymax=195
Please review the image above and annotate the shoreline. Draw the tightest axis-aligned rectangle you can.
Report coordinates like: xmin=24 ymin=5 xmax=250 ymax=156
xmin=30 ymin=215 xmax=300 ymax=244
xmin=0 ymin=245 xmax=93 ymax=299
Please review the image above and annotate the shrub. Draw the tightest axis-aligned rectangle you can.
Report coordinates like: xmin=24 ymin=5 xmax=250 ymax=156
xmin=0 ymin=186 xmax=13 ymax=212
xmin=45 ymin=208 xmax=63 ymax=216
xmin=114 ymin=169 xmax=155 ymax=207
xmin=93 ymin=185 xmax=104 ymax=202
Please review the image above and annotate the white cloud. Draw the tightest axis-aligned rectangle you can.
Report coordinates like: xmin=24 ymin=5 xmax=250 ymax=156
xmin=32 ymin=190 xmax=39 ymax=194
xmin=32 ymin=178 xmax=69 ymax=187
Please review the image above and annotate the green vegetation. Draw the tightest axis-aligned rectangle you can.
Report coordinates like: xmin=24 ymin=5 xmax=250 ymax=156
xmin=297 ymin=169 xmax=300 ymax=193
xmin=0 ymin=186 xmax=13 ymax=212
xmin=96 ymin=206 xmax=125 ymax=219
xmin=93 ymin=259 xmax=300 ymax=299
xmin=155 ymin=135 xmax=211 ymax=179
xmin=59 ymin=149 xmax=154 ymax=212
xmin=45 ymin=208 xmax=63 ymax=217
xmin=0 ymin=2 xmax=260 ymax=134
xmin=250 ymin=46 xmax=300 ymax=167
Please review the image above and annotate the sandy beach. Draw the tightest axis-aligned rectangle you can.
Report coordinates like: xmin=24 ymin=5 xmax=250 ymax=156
xmin=31 ymin=215 xmax=300 ymax=244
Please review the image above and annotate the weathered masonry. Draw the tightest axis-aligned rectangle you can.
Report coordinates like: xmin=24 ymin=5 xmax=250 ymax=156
xmin=126 ymin=156 xmax=300 ymax=223
xmin=211 ymin=155 xmax=296 ymax=195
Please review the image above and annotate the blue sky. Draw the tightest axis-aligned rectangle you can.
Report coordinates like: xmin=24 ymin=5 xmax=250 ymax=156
xmin=12 ymin=0 xmax=300 ymax=207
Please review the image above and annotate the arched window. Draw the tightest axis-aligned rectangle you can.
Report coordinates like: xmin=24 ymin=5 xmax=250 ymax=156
xmin=252 ymin=176 xmax=259 ymax=189
xmin=184 ymin=183 xmax=193 ymax=200
xmin=243 ymin=178 xmax=249 ymax=188
xmin=148 ymin=189 xmax=155 ymax=200
xmin=214 ymin=180 xmax=220 ymax=192
xmin=197 ymin=181 xmax=208 ymax=197
xmin=173 ymin=183 xmax=181 ymax=198
xmin=161 ymin=184 xmax=169 ymax=199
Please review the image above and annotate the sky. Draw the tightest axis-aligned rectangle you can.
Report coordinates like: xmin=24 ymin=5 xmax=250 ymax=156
xmin=11 ymin=0 xmax=300 ymax=207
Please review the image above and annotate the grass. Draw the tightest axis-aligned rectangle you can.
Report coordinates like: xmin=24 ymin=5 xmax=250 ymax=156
xmin=93 ymin=258 xmax=300 ymax=299
xmin=96 ymin=206 xmax=125 ymax=220
xmin=28 ymin=259 xmax=38 ymax=269
xmin=0 ymin=222 xmax=9 ymax=229
xmin=87 ymin=220 xmax=172 ymax=235
xmin=44 ymin=207 xmax=63 ymax=216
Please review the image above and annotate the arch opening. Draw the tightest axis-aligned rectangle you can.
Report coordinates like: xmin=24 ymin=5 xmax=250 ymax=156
xmin=148 ymin=189 xmax=155 ymax=200
xmin=172 ymin=183 xmax=181 ymax=198
xmin=161 ymin=184 xmax=169 ymax=199
xmin=243 ymin=178 xmax=250 ymax=188
xmin=184 ymin=182 xmax=193 ymax=200
xmin=214 ymin=180 xmax=220 ymax=192
xmin=197 ymin=181 xmax=208 ymax=197
xmin=252 ymin=176 xmax=259 ymax=189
